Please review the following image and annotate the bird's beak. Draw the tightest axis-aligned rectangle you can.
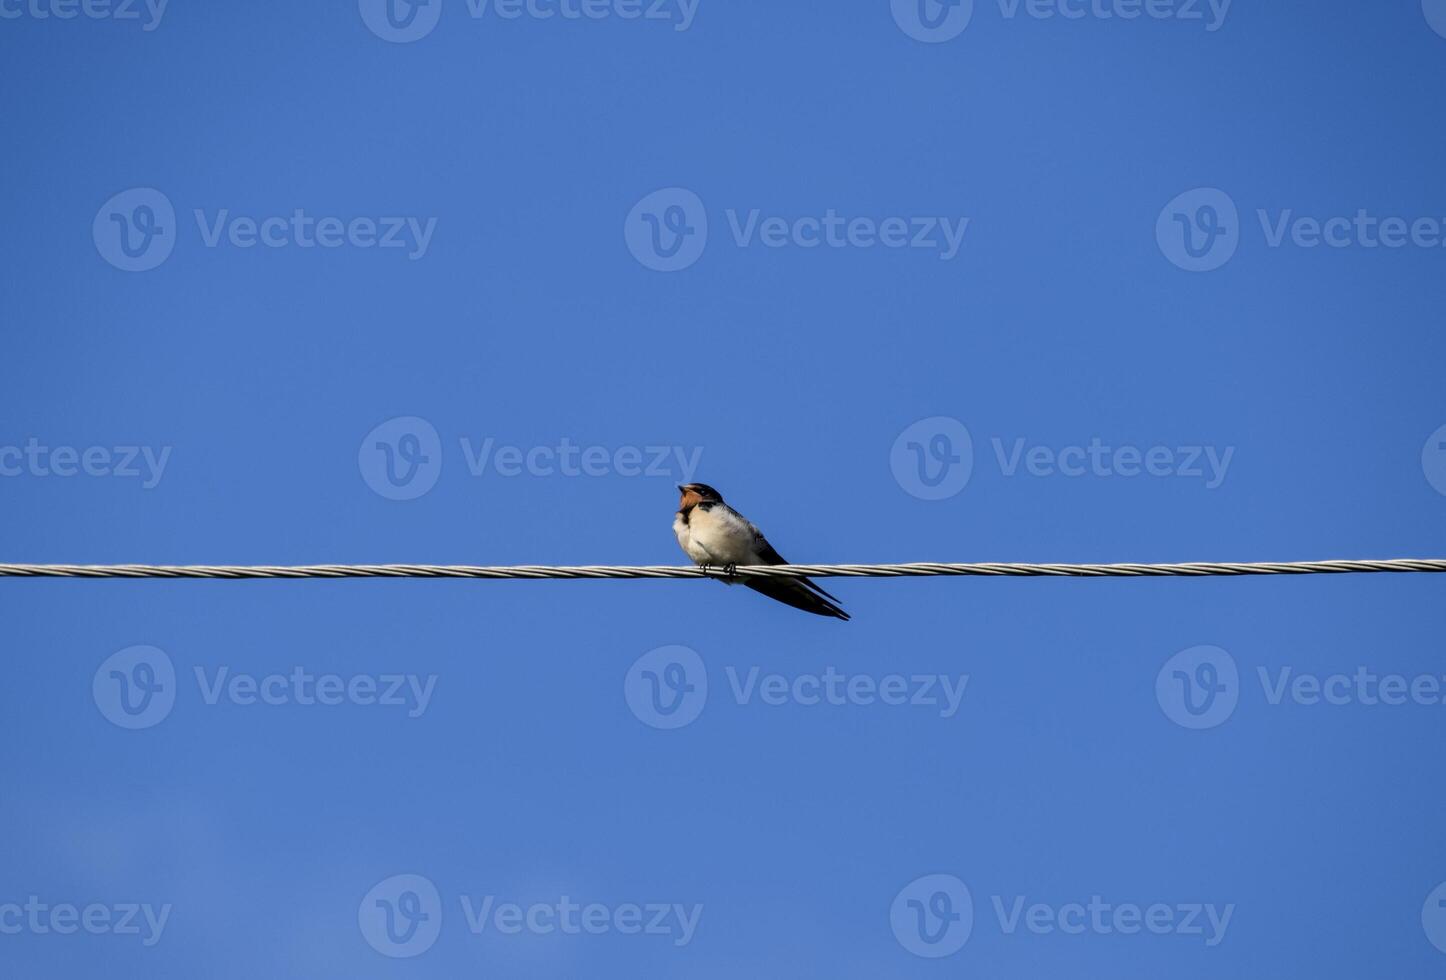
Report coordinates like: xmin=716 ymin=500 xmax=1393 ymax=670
xmin=677 ymin=484 xmax=687 ymax=492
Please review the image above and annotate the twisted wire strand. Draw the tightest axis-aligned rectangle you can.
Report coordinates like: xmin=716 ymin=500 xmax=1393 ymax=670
xmin=0 ymin=559 xmax=1443 ymax=580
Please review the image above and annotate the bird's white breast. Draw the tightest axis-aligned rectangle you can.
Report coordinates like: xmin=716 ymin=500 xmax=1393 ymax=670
xmin=678 ymin=504 xmax=759 ymax=565
xmin=673 ymin=511 xmax=708 ymax=564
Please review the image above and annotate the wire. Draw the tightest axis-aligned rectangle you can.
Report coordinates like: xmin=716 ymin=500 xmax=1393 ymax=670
xmin=0 ymin=559 xmax=1443 ymax=580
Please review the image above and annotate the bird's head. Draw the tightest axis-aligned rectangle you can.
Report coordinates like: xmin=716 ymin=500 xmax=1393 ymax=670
xmin=677 ymin=482 xmax=723 ymax=510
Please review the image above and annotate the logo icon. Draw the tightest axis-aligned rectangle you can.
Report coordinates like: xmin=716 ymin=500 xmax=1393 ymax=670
xmin=625 ymin=188 xmax=708 ymax=272
xmin=1422 ymin=424 xmax=1446 ymax=497
xmin=1156 ymin=188 xmax=1239 ymax=273
xmin=1156 ymin=645 xmax=1239 ymax=730
xmin=359 ymin=0 xmax=442 ymax=42
xmin=359 ymin=873 xmax=442 ymax=957
xmin=624 ymin=645 xmax=708 ymax=730
xmin=359 ymin=416 xmax=443 ymax=501
xmin=1425 ymin=0 xmax=1446 ymax=39
xmin=890 ymin=417 xmax=972 ymax=500
xmin=1423 ymin=881 xmax=1446 ymax=954
xmin=891 ymin=0 xmax=973 ymax=42
xmin=890 ymin=873 xmax=972 ymax=957
xmin=93 ymin=188 xmax=176 ymax=272
xmin=93 ymin=645 xmax=177 ymax=730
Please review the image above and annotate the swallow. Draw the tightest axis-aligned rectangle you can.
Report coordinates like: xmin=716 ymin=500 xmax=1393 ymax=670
xmin=673 ymin=483 xmax=849 ymax=621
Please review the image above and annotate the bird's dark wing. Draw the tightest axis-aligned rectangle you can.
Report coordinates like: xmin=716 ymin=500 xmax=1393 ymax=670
xmin=747 ymin=524 xmax=848 ymax=614
xmin=743 ymin=576 xmax=850 ymax=620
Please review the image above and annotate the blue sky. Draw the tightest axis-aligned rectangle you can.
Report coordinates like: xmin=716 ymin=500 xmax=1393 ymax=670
xmin=3 ymin=1 xmax=1446 ymax=976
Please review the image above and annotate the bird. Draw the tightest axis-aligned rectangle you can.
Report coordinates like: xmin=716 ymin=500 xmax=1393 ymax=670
xmin=673 ymin=482 xmax=849 ymax=620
